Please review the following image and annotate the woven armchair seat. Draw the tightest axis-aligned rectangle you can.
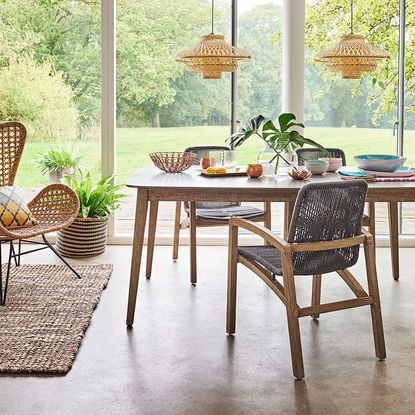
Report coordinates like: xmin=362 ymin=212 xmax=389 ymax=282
xmin=185 ymin=204 xmax=264 ymax=221
xmin=0 ymin=184 xmax=79 ymax=241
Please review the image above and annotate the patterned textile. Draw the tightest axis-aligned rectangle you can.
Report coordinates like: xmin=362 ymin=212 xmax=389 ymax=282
xmin=0 ymin=187 xmax=37 ymax=228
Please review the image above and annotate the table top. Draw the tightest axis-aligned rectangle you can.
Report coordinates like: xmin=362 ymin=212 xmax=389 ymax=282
xmin=127 ymin=166 xmax=415 ymax=191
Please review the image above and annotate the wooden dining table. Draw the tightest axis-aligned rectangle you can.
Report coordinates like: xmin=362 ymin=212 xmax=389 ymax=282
xmin=125 ymin=166 xmax=415 ymax=326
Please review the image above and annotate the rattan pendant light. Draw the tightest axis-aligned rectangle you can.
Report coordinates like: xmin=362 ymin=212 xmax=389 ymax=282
xmin=176 ymin=0 xmax=250 ymax=79
xmin=315 ymin=0 xmax=389 ymax=79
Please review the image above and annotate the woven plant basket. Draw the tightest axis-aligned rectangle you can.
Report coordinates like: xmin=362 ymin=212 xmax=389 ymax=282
xmin=56 ymin=216 xmax=109 ymax=258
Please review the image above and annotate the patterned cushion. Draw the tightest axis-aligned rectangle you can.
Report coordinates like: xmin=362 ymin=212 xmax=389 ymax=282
xmin=0 ymin=187 xmax=37 ymax=228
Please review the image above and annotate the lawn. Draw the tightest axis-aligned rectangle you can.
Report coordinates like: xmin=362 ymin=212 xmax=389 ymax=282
xmin=15 ymin=126 xmax=415 ymax=188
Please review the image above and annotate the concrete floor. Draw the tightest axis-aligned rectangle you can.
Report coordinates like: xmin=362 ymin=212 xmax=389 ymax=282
xmin=1 ymin=245 xmax=415 ymax=415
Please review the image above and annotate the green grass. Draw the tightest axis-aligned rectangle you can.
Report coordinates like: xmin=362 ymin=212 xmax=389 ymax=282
xmin=14 ymin=126 xmax=415 ymax=188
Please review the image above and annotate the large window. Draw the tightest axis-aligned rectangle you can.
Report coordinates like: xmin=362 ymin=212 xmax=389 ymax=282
xmin=4 ymin=0 xmax=414 ymax=240
xmin=0 ymin=0 xmax=101 ymax=195
xmin=305 ymin=0 xmax=399 ymax=234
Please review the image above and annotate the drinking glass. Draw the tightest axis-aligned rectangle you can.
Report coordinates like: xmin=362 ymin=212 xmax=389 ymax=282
xmin=223 ymin=150 xmax=237 ymax=170
xmin=209 ymin=150 xmax=223 ymax=168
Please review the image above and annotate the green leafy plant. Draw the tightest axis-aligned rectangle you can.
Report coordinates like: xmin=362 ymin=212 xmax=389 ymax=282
xmin=228 ymin=113 xmax=329 ymax=170
xmin=36 ymin=147 xmax=82 ymax=175
xmin=65 ymin=171 xmax=126 ymax=218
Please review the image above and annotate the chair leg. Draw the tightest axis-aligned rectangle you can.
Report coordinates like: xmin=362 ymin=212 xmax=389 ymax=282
xmin=145 ymin=201 xmax=158 ymax=279
xmin=42 ymin=234 xmax=81 ymax=279
xmin=282 ymin=255 xmax=304 ymax=380
xmin=189 ymin=202 xmax=197 ymax=285
xmin=226 ymin=224 xmax=238 ymax=335
xmin=264 ymin=202 xmax=272 ymax=245
xmin=311 ymin=274 xmax=322 ymax=320
xmin=364 ymin=238 xmax=386 ymax=361
xmin=172 ymin=202 xmax=181 ymax=261
xmin=388 ymin=201 xmax=399 ymax=280
xmin=1 ymin=242 xmax=14 ymax=306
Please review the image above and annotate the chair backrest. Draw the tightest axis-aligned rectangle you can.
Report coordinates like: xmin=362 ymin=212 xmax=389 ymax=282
xmin=0 ymin=122 xmax=27 ymax=186
xmin=288 ymin=180 xmax=367 ymax=275
xmin=184 ymin=145 xmax=239 ymax=210
xmin=296 ymin=148 xmax=346 ymax=166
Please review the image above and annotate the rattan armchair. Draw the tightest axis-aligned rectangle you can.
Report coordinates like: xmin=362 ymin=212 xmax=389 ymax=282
xmin=296 ymin=147 xmax=400 ymax=280
xmin=227 ymin=181 xmax=386 ymax=379
xmin=0 ymin=122 xmax=80 ymax=305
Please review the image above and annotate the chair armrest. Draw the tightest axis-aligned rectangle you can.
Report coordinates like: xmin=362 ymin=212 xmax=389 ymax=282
xmin=360 ymin=228 xmax=374 ymax=244
xmin=290 ymin=234 xmax=366 ymax=252
xmin=229 ymin=217 xmax=290 ymax=253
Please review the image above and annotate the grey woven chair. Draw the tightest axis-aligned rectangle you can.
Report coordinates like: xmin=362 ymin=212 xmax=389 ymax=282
xmin=227 ymin=180 xmax=386 ymax=379
xmin=171 ymin=146 xmax=271 ymax=284
xmin=296 ymin=147 xmax=400 ymax=281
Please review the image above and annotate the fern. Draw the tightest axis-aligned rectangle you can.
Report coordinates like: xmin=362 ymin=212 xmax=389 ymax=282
xmin=65 ymin=171 xmax=126 ymax=218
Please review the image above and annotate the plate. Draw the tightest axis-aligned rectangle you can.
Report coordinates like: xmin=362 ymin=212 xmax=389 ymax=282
xmin=359 ymin=167 xmax=415 ymax=178
xmin=200 ymin=170 xmax=247 ymax=178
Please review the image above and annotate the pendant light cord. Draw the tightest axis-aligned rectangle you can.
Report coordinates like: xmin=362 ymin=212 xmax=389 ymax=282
xmin=211 ymin=0 xmax=215 ymax=34
xmin=350 ymin=0 xmax=354 ymax=34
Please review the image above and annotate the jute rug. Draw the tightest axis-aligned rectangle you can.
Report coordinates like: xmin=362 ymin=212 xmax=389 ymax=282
xmin=0 ymin=263 xmax=113 ymax=374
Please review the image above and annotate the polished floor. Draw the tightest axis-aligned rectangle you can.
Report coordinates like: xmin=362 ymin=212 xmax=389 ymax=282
xmin=1 ymin=245 xmax=415 ymax=414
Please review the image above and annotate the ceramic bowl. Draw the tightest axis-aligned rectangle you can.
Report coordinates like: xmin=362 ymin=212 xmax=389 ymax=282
xmin=305 ymin=159 xmax=329 ymax=175
xmin=354 ymin=155 xmax=406 ymax=173
xmin=246 ymin=164 xmax=263 ymax=178
xmin=318 ymin=157 xmax=343 ymax=172
xmin=289 ymin=167 xmax=311 ymax=180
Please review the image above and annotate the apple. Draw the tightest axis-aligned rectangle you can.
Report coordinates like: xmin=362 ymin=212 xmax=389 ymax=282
xmin=200 ymin=157 xmax=210 ymax=169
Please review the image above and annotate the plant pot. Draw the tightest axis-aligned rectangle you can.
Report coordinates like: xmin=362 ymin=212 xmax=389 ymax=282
xmin=56 ymin=216 xmax=109 ymax=258
xmin=48 ymin=168 xmax=74 ymax=184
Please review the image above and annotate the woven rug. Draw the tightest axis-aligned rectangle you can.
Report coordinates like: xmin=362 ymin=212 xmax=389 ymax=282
xmin=0 ymin=263 xmax=113 ymax=374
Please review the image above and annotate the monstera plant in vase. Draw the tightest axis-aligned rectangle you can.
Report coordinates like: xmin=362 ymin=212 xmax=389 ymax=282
xmin=228 ymin=113 xmax=328 ymax=176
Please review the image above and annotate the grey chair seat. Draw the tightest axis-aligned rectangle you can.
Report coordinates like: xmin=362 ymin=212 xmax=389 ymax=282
xmin=238 ymin=245 xmax=282 ymax=276
xmin=185 ymin=205 xmax=264 ymax=221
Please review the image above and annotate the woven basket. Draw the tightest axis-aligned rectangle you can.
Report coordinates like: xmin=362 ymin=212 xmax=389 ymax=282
xmin=56 ymin=216 xmax=109 ymax=258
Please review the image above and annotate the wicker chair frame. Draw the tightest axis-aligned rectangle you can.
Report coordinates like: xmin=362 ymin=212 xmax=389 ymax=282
xmin=0 ymin=122 xmax=80 ymax=305
xmin=227 ymin=181 xmax=386 ymax=379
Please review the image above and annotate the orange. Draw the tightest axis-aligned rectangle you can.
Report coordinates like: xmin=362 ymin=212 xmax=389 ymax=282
xmin=215 ymin=167 xmax=227 ymax=174
xmin=206 ymin=167 xmax=216 ymax=174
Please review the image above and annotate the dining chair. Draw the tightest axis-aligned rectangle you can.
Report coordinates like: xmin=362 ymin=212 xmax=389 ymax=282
xmin=296 ymin=147 xmax=400 ymax=280
xmin=169 ymin=145 xmax=271 ymax=285
xmin=0 ymin=122 xmax=80 ymax=305
xmin=227 ymin=180 xmax=386 ymax=379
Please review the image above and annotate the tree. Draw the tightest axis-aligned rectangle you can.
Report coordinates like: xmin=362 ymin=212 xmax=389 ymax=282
xmin=0 ymin=56 xmax=79 ymax=141
xmin=116 ymin=0 xmax=209 ymax=127
xmin=305 ymin=0 xmax=405 ymax=125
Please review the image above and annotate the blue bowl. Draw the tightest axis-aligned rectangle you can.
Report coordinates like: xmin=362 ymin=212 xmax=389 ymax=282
xmin=354 ymin=154 xmax=406 ymax=173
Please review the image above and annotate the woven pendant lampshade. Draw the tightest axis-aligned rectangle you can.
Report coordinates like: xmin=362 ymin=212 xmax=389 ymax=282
xmin=315 ymin=1 xmax=389 ymax=79
xmin=176 ymin=1 xmax=250 ymax=79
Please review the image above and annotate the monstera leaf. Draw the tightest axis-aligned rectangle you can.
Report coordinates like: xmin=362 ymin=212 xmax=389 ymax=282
xmin=227 ymin=113 xmax=329 ymax=164
xmin=228 ymin=114 xmax=266 ymax=148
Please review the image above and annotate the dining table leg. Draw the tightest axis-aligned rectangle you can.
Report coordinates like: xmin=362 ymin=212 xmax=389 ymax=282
xmin=126 ymin=187 xmax=149 ymax=326
xmin=368 ymin=202 xmax=376 ymax=260
xmin=145 ymin=201 xmax=159 ymax=278
xmin=388 ymin=201 xmax=400 ymax=280
xmin=189 ymin=201 xmax=197 ymax=285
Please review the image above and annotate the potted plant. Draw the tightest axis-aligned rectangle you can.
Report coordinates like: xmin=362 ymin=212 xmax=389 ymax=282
xmin=56 ymin=171 xmax=125 ymax=258
xmin=36 ymin=147 xmax=82 ymax=184
xmin=228 ymin=113 xmax=328 ymax=174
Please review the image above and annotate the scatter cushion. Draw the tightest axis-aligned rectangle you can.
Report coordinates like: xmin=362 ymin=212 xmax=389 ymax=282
xmin=0 ymin=187 xmax=37 ymax=228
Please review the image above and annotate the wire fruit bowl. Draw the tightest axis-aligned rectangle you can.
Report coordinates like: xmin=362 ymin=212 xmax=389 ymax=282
xmin=149 ymin=152 xmax=196 ymax=173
